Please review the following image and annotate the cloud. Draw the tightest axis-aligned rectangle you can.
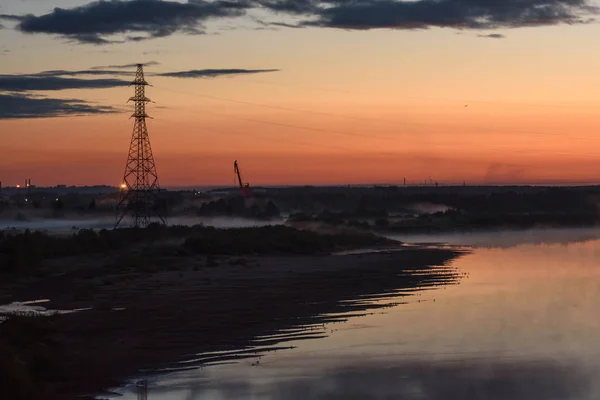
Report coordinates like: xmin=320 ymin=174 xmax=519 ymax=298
xmin=0 ymin=67 xmax=280 ymax=93
xmin=35 ymin=69 xmax=134 ymax=77
xmin=478 ymin=33 xmax=506 ymax=39
xmin=91 ymin=61 xmax=160 ymax=69
xmin=156 ymin=68 xmax=279 ymax=78
xmin=263 ymin=0 xmax=598 ymax=31
xmin=11 ymin=0 xmax=251 ymax=44
xmin=0 ymin=67 xmax=279 ymax=118
xmin=0 ymin=74 xmax=129 ymax=92
xmin=4 ymin=0 xmax=597 ymax=43
xmin=0 ymin=93 xmax=120 ymax=119
xmin=0 ymin=14 xmax=25 ymax=22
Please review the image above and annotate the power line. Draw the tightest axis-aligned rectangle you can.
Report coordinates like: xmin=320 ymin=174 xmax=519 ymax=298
xmin=153 ymin=85 xmax=391 ymax=123
xmin=237 ymin=78 xmax=600 ymax=109
xmin=155 ymin=114 xmax=600 ymax=160
xmin=151 ymin=85 xmax=600 ymax=142
xmin=198 ymin=108 xmax=409 ymax=141
xmin=154 ymin=118 xmax=395 ymax=155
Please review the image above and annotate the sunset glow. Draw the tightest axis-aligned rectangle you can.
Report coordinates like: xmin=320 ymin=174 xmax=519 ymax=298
xmin=2 ymin=1 xmax=600 ymax=187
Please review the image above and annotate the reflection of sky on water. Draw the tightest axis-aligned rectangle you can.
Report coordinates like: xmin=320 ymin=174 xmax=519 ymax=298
xmin=139 ymin=358 xmax=600 ymax=400
xmin=388 ymin=227 xmax=600 ymax=249
xmin=117 ymin=232 xmax=600 ymax=400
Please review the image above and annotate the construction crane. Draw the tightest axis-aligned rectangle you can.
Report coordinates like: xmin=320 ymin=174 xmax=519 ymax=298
xmin=234 ymin=160 xmax=252 ymax=197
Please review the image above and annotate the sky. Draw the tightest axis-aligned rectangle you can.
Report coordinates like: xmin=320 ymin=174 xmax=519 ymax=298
xmin=2 ymin=0 xmax=600 ymax=187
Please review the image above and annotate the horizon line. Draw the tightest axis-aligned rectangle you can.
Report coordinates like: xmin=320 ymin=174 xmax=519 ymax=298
xmin=3 ymin=182 xmax=600 ymax=190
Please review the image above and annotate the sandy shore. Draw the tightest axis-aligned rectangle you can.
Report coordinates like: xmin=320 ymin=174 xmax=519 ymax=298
xmin=0 ymin=247 xmax=465 ymax=400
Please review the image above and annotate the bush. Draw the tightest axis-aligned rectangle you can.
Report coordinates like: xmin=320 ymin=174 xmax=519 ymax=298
xmin=0 ymin=224 xmax=395 ymax=274
xmin=184 ymin=225 xmax=393 ymax=255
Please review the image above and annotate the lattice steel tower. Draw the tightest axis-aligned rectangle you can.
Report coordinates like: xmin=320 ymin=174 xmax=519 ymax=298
xmin=114 ymin=64 xmax=166 ymax=229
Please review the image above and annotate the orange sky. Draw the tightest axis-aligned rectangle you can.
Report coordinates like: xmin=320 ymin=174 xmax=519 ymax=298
xmin=2 ymin=7 xmax=600 ymax=187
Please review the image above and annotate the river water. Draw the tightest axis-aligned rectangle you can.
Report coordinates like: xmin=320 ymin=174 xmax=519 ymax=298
xmin=114 ymin=228 xmax=600 ymax=400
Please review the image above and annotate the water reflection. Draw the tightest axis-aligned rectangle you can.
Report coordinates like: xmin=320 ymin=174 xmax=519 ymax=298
xmin=0 ymin=299 xmax=91 ymax=322
xmin=146 ymin=358 xmax=598 ymax=400
xmin=390 ymin=227 xmax=600 ymax=248
xmin=119 ymin=234 xmax=600 ymax=400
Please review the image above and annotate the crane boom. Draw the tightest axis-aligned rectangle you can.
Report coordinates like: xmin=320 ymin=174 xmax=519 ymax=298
xmin=233 ymin=160 xmax=252 ymax=197
xmin=234 ymin=160 xmax=244 ymax=188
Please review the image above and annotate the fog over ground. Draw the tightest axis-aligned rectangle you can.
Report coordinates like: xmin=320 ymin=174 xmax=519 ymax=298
xmin=0 ymin=215 xmax=283 ymax=232
xmin=2 ymin=211 xmax=599 ymax=250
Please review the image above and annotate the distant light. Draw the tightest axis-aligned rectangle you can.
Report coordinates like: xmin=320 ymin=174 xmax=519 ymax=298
xmin=55 ymin=198 xmax=59 ymax=201
xmin=25 ymin=199 xmax=28 ymax=202
xmin=16 ymin=185 xmax=20 ymax=188
xmin=120 ymin=183 xmax=127 ymax=189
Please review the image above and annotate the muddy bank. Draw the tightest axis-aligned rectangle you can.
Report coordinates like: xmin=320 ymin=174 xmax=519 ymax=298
xmin=0 ymin=245 xmax=465 ymax=400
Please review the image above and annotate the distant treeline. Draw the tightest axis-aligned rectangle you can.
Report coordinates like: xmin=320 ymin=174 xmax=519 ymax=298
xmin=282 ymin=187 xmax=600 ymax=232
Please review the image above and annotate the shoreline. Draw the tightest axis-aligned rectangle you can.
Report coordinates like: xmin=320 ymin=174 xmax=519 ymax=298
xmin=0 ymin=246 xmax=466 ymax=400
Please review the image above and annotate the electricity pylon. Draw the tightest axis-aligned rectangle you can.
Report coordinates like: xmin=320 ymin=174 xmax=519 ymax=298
xmin=114 ymin=64 xmax=166 ymax=229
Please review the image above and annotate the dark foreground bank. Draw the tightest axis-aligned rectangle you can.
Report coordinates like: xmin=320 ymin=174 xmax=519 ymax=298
xmin=0 ymin=225 xmax=464 ymax=400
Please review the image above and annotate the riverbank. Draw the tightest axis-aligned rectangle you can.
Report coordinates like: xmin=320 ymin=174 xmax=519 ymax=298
xmin=0 ymin=226 xmax=465 ymax=400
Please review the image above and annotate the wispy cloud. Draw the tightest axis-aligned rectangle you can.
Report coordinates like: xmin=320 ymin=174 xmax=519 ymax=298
xmin=0 ymin=93 xmax=120 ymax=119
xmin=0 ymin=66 xmax=280 ymax=118
xmin=0 ymin=74 xmax=129 ymax=92
xmin=91 ymin=61 xmax=160 ymax=70
xmin=478 ymin=33 xmax=506 ymax=39
xmin=156 ymin=68 xmax=279 ymax=78
xmin=0 ymin=14 xmax=25 ymax=22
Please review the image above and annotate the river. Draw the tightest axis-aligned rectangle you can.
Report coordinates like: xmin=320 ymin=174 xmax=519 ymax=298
xmin=113 ymin=228 xmax=600 ymax=400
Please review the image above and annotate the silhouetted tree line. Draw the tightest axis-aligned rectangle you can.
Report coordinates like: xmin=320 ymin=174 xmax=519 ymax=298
xmin=183 ymin=225 xmax=388 ymax=255
xmin=0 ymin=225 xmax=392 ymax=274
xmin=284 ymin=187 xmax=600 ymax=231
xmin=197 ymin=197 xmax=280 ymax=219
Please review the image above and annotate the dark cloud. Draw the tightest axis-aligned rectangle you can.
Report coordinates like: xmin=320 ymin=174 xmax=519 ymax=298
xmin=13 ymin=0 xmax=251 ymax=44
xmin=4 ymin=0 xmax=596 ymax=43
xmin=257 ymin=0 xmax=316 ymax=14
xmin=91 ymin=61 xmax=160 ymax=70
xmin=0 ymin=67 xmax=279 ymax=93
xmin=156 ymin=68 xmax=279 ymax=78
xmin=0 ymin=67 xmax=279 ymax=118
xmin=0 ymin=74 xmax=129 ymax=92
xmin=479 ymin=33 xmax=506 ymax=38
xmin=0 ymin=93 xmax=119 ymax=119
xmin=0 ymin=14 xmax=25 ymax=22
xmin=262 ymin=0 xmax=598 ymax=31
xmin=35 ymin=69 xmax=134 ymax=77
